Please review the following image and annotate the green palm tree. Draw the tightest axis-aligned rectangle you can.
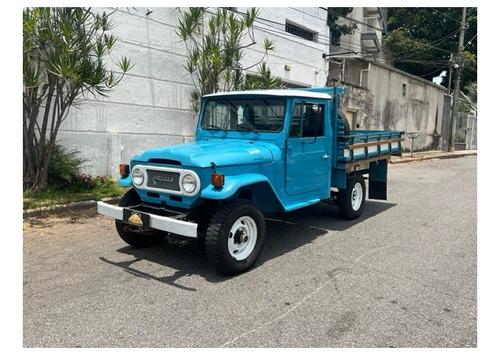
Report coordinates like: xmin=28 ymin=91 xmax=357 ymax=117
xmin=23 ymin=8 xmax=132 ymax=191
xmin=177 ymin=8 xmax=281 ymax=111
xmin=459 ymin=82 xmax=477 ymax=115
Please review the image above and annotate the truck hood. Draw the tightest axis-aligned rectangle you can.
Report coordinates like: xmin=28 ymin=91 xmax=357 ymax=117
xmin=133 ymin=139 xmax=276 ymax=168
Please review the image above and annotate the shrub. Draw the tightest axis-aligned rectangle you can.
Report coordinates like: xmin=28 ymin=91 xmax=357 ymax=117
xmin=48 ymin=143 xmax=87 ymax=186
xmin=23 ymin=142 xmax=126 ymax=209
xmin=70 ymin=174 xmax=117 ymax=192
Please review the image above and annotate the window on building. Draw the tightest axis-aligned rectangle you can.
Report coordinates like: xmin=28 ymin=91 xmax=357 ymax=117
xmin=402 ymin=83 xmax=407 ymax=97
xmin=285 ymin=21 xmax=316 ymax=42
xmin=331 ymin=31 xmax=341 ymax=46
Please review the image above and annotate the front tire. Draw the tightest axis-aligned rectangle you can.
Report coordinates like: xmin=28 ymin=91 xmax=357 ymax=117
xmin=115 ymin=189 xmax=166 ymax=248
xmin=205 ymin=199 xmax=266 ymax=275
xmin=338 ymin=175 xmax=366 ymax=220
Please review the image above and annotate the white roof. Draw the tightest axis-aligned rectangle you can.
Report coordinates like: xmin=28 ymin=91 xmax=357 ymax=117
xmin=204 ymin=89 xmax=332 ymax=100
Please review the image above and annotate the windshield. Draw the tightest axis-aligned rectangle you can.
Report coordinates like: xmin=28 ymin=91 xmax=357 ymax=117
xmin=201 ymin=97 xmax=286 ymax=132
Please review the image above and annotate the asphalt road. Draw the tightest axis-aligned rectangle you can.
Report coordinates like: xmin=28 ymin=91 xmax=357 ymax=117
xmin=23 ymin=156 xmax=477 ymax=348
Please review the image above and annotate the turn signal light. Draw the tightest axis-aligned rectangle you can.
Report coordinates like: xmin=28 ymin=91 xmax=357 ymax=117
xmin=119 ymin=164 xmax=130 ymax=177
xmin=211 ymin=173 xmax=225 ymax=188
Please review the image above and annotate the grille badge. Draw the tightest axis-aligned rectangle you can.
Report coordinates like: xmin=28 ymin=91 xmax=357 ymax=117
xmin=146 ymin=169 xmax=181 ymax=191
xmin=153 ymin=175 xmax=174 ymax=185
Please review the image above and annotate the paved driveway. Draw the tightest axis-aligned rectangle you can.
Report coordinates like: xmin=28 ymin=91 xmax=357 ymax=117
xmin=23 ymin=156 xmax=477 ymax=347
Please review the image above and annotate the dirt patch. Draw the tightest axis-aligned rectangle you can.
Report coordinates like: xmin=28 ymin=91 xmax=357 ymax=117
xmin=23 ymin=205 xmax=102 ymax=234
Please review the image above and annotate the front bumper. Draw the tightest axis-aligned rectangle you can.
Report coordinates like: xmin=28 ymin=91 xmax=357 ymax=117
xmin=97 ymin=201 xmax=198 ymax=238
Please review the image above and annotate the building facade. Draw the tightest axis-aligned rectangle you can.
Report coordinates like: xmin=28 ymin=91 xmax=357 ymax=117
xmin=329 ymin=61 xmax=446 ymax=151
xmin=326 ymin=7 xmax=447 ymax=151
xmin=56 ymin=7 xmax=449 ymax=178
xmin=57 ymin=7 xmax=332 ymax=178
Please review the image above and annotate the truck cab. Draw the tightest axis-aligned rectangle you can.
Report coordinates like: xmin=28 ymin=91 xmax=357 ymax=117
xmin=98 ymin=87 xmax=404 ymax=275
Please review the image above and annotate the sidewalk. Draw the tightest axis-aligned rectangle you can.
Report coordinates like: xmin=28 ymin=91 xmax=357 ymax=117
xmin=390 ymin=149 xmax=477 ymax=164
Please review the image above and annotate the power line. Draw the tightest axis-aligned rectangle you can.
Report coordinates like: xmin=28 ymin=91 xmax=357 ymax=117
xmin=199 ymin=7 xmax=463 ymax=69
xmin=322 ymin=7 xmax=456 ymax=56
xmin=390 ymin=28 xmax=460 ymax=60
xmin=419 ymin=64 xmax=450 ymax=79
xmin=430 ymin=7 xmax=462 ymax=25
xmin=222 ymin=8 xmax=332 ymax=47
xmin=322 ymin=7 xmax=385 ymax=32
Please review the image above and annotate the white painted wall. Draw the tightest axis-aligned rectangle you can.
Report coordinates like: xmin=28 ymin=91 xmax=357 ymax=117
xmin=57 ymin=7 xmax=331 ymax=178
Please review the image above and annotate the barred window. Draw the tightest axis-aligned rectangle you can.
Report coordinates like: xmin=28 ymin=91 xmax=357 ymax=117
xmin=285 ymin=22 xmax=316 ymax=42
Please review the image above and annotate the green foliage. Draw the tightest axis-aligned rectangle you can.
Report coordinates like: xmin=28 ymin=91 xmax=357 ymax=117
xmin=176 ymin=7 xmax=281 ymax=111
xmin=245 ymin=63 xmax=283 ymax=90
xmin=23 ymin=7 xmax=132 ymax=191
xmin=24 ymin=143 xmax=126 ymax=209
xmin=386 ymin=7 xmax=477 ymax=86
xmin=327 ymin=8 xmax=357 ymax=43
xmin=69 ymin=174 xmax=118 ymax=193
xmin=459 ymin=82 xmax=477 ymax=115
xmin=23 ymin=174 xmax=127 ymax=210
xmin=455 ymin=133 xmax=465 ymax=143
xmin=47 ymin=143 xmax=86 ymax=186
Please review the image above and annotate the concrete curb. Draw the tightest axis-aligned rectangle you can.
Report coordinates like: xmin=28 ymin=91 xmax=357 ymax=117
xmin=23 ymin=196 xmax=120 ymax=219
xmin=390 ymin=150 xmax=477 ymax=164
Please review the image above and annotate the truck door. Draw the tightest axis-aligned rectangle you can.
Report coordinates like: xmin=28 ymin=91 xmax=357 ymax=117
xmin=286 ymin=100 xmax=332 ymax=196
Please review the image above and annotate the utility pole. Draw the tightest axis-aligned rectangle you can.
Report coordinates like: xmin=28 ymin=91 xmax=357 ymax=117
xmin=448 ymin=7 xmax=467 ymax=152
xmin=447 ymin=54 xmax=453 ymax=95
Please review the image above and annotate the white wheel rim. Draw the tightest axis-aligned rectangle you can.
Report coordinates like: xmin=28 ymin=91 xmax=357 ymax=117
xmin=351 ymin=182 xmax=363 ymax=211
xmin=228 ymin=216 xmax=258 ymax=261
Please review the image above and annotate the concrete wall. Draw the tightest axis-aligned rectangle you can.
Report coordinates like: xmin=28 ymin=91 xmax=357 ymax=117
xmin=57 ymin=7 xmax=331 ymax=178
xmin=335 ymin=61 xmax=446 ymax=151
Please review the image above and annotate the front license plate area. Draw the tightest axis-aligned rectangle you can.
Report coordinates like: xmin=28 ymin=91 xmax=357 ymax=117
xmin=123 ymin=209 xmax=151 ymax=229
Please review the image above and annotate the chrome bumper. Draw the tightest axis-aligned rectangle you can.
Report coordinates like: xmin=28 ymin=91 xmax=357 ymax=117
xmin=97 ymin=201 xmax=198 ymax=238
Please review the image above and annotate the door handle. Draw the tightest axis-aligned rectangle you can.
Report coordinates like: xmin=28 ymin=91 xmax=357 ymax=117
xmin=322 ymin=154 xmax=330 ymax=159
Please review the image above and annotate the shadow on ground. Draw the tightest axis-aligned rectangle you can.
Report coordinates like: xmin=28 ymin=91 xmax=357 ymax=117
xmin=99 ymin=200 xmax=396 ymax=287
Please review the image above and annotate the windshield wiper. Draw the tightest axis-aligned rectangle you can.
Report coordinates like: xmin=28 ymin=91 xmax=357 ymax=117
xmin=202 ymin=124 xmax=228 ymax=132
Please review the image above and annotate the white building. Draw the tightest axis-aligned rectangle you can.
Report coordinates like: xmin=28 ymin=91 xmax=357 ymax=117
xmin=57 ymin=7 xmax=331 ymax=178
xmin=330 ymin=7 xmax=386 ymax=61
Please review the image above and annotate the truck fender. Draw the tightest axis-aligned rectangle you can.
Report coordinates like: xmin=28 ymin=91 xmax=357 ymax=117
xmin=201 ymin=174 xmax=284 ymax=213
xmin=118 ymin=176 xmax=132 ymax=187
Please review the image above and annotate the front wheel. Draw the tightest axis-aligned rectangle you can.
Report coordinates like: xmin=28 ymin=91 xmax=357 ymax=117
xmin=338 ymin=175 xmax=366 ymax=220
xmin=205 ymin=199 xmax=266 ymax=275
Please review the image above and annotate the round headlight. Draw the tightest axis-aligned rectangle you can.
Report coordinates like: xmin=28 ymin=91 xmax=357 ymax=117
xmin=182 ymin=174 xmax=197 ymax=194
xmin=132 ymin=168 xmax=144 ymax=186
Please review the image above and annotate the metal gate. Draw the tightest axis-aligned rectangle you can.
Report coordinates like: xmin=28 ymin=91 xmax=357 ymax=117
xmin=466 ymin=114 xmax=477 ymax=150
xmin=457 ymin=112 xmax=477 ymax=150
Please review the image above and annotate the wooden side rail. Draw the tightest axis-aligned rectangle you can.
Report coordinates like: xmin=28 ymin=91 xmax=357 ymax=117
xmin=346 ymin=155 xmax=391 ymax=170
xmin=348 ymin=137 xmax=405 ymax=150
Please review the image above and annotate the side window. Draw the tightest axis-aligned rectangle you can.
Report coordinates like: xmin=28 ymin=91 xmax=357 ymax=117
xmin=290 ymin=103 xmax=302 ymax=138
xmin=290 ymin=102 xmax=325 ymax=138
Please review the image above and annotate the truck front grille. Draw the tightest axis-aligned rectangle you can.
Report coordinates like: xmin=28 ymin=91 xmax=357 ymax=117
xmin=146 ymin=169 xmax=180 ymax=191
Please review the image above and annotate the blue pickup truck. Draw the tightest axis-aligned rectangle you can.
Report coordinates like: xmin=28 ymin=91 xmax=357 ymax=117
xmin=98 ymin=87 xmax=404 ymax=275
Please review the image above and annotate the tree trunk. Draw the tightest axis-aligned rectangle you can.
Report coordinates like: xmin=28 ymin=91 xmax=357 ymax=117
xmin=23 ymin=80 xmax=56 ymax=191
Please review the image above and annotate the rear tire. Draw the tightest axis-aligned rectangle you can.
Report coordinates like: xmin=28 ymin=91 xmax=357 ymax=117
xmin=338 ymin=175 xmax=365 ymax=220
xmin=115 ymin=189 xmax=166 ymax=248
xmin=205 ymin=199 xmax=266 ymax=275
